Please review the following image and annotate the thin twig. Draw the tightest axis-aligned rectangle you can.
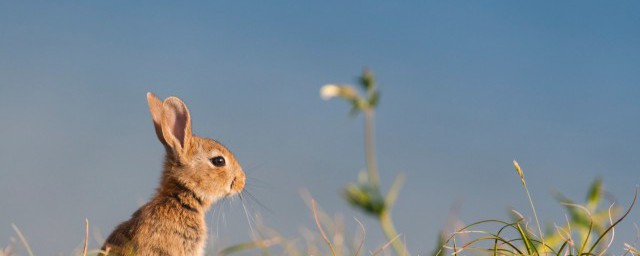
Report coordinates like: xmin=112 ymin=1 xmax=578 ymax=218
xmin=312 ymin=199 xmax=336 ymax=256
xmin=83 ymin=218 xmax=89 ymax=256
xmin=11 ymin=224 xmax=34 ymax=256
xmin=354 ymin=217 xmax=366 ymax=256
xmin=371 ymin=234 xmax=401 ymax=256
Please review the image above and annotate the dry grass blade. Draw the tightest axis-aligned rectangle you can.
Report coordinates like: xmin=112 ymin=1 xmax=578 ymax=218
xmin=216 ymin=237 xmax=281 ymax=256
xmin=10 ymin=224 xmax=33 ymax=256
xmin=312 ymin=199 xmax=336 ymax=256
xmin=370 ymin=233 xmax=401 ymax=256
xmin=452 ymin=236 xmax=458 ymax=256
xmin=624 ymin=243 xmax=640 ymax=255
xmin=587 ymin=187 xmax=638 ymax=255
xmin=598 ymin=203 xmax=616 ymax=256
xmin=560 ymin=203 xmax=593 ymax=255
xmin=354 ymin=217 xmax=366 ymax=256
xmin=83 ymin=218 xmax=89 ymax=256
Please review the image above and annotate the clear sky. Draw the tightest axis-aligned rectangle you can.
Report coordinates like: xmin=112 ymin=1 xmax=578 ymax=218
xmin=1 ymin=1 xmax=639 ymax=254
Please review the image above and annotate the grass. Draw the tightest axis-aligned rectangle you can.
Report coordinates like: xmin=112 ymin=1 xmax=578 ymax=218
xmin=435 ymin=181 xmax=637 ymax=256
xmin=3 ymin=69 xmax=639 ymax=255
xmin=5 ymin=173 xmax=635 ymax=256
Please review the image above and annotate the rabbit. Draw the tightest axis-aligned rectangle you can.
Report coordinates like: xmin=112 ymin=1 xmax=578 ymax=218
xmin=100 ymin=92 xmax=246 ymax=256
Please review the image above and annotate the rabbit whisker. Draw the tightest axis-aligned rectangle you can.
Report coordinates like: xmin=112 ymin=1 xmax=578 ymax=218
xmin=208 ymin=206 xmax=217 ymax=240
xmin=245 ymin=177 xmax=273 ymax=187
xmin=220 ymin=198 xmax=227 ymax=228
xmin=242 ymin=163 xmax=265 ymax=173
xmin=242 ymin=189 xmax=274 ymax=214
xmin=214 ymin=197 xmax=229 ymax=237
xmin=240 ymin=194 xmax=256 ymax=236
xmin=240 ymin=193 xmax=260 ymax=234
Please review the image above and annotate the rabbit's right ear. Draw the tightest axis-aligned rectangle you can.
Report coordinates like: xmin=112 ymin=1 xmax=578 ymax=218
xmin=146 ymin=92 xmax=168 ymax=147
xmin=160 ymin=96 xmax=192 ymax=163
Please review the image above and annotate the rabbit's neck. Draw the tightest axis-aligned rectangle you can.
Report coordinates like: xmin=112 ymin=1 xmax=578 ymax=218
xmin=122 ymin=180 xmax=208 ymax=256
xmin=159 ymin=179 xmax=208 ymax=214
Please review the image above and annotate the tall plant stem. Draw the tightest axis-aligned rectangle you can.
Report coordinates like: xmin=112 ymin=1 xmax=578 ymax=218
xmin=364 ymin=109 xmax=379 ymax=188
xmin=365 ymin=109 xmax=408 ymax=255
xmin=523 ymin=182 xmax=546 ymax=255
xmin=380 ymin=210 xmax=409 ymax=256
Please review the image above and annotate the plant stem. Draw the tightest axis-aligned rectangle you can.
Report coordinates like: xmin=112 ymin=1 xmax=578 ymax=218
xmin=523 ymin=182 xmax=546 ymax=255
xmin=380 ymin=210 xmax=408 ymax=256
xmin=365 ymin=109 xmax=408 ymax=255
xmin=364 ymin=109 xmax=379 ymax=188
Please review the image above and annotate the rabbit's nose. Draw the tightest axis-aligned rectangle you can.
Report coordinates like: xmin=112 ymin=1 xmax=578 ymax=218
xmin=231 ymin=172 xmax=245 ymax=192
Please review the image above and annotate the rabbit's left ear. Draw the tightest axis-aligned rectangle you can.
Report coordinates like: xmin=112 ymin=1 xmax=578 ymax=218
xmin=161 ymin=96 xmax=192 ymax=162
xmin=146 ymin=92 xmax=168 ymax=148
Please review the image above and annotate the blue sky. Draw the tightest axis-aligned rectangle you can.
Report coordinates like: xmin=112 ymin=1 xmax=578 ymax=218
xmin=1 ymin=1 xmax=639 ymax=254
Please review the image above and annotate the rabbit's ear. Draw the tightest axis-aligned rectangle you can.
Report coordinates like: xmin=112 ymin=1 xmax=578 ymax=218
xmin=161 ymin=96 xmax=192 ymax=161
xmin=146 ymin=92 xmax=168 ymax=147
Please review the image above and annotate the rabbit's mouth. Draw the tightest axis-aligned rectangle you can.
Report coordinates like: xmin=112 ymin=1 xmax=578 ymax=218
xmin=227 ymin=174 xmax=245 ymax=196
xmin=229 ymin=178 xmax=237 ymax=192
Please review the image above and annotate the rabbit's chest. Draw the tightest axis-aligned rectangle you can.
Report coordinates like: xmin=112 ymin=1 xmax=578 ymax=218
xmin=134 ymin=206 xmax=207 ymax=255
xmin=137 ymin=220 xmax=206 ymax=255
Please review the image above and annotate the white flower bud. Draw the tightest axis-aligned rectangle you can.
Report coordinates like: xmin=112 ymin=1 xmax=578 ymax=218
xmin=320 ymin=84 xmax=341 ymax=100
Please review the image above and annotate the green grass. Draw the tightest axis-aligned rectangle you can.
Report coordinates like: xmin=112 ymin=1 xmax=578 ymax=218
xmin=434 ymin=178 xmax=637 ymax=256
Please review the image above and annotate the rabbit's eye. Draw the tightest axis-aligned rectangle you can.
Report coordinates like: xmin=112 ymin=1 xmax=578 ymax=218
xmin=210 ymin=156 xmax=226 ymax=167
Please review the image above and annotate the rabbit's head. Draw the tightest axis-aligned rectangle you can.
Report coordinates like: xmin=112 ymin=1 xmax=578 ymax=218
xmin=146 ymin=92 xmax=245 ymax=207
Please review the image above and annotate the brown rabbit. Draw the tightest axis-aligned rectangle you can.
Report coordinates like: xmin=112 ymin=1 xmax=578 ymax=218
xmin=100 ymin=92 xmax=245 ymax=256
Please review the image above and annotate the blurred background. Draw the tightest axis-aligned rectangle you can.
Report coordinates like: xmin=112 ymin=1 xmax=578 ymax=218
xmin=1 ymin=1 xmax=639 ymax=254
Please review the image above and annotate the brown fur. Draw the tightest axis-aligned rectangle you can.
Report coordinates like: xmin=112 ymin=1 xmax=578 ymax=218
xmin=100 ymin=93 xmax=245 ymax=256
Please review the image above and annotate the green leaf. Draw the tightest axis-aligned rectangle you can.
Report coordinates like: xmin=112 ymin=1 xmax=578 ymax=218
xmin=368 ymin=90 xmax=380 ymax=109
xmin=586 ymin=177 xmax=603 ymax=211
xmin=553 ymin=191 xmax=591 ymax=228
xmin=515 ymin=222 xmax=535 ymax=255
xmin=385 ymin=173 xmax=405 ymax=209
xmin=359 ymin=69 xmax=374 ymax=91
xmin=348 ymin=100 xmax=361 ymax=117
